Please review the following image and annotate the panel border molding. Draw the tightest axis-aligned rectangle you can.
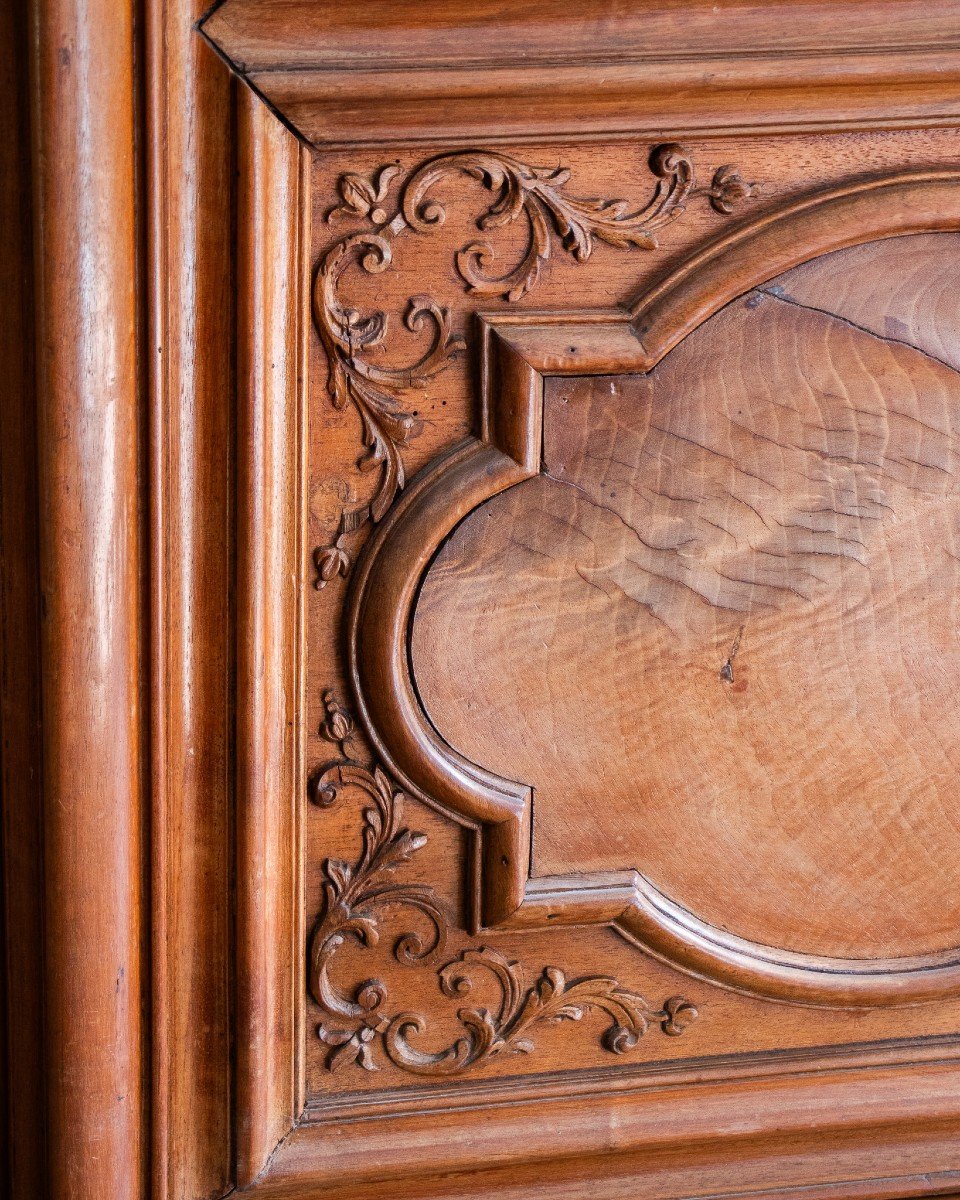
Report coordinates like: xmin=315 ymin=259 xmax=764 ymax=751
xmin=348 ymin=169 xmax=960 ymax=1009
xmin=253 ymin=1040 xmax=960 ymax=1200
xmin=198 ymin=0 xmax=960 ymax=148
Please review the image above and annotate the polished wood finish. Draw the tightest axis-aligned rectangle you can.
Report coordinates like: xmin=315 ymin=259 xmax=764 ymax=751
xmin=415 ymin=233 xmax=960 ymax=960
xmin=247 ymin=1050 xmax=960 ymax=1200
xmin=27 ymin=0 xmax=146 ymax=1195
xmin=7 ymin=2 xmax=960 ymax=1198
xmin=235 ymin=88 xmax=308 ymax=1186
xmin=351 ymin=174 xmax=960 ymax=1005
xmin=201 ymin=0 xmax=960 ymax=147
xmin=146 ymin=1 xmax=235 ymax=1193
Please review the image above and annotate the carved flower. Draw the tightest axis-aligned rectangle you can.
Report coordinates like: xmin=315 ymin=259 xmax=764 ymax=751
xmin=318 ymin=1022 xmax=382 ymax=1072
xmin=327 ymin=164 xmax=401 ymax=225
xmin=321 ymin=689 xmax=355 ymax=747
xmin=314 ymin=542 xmax=351 ymax=589
xmin=660 ymin=995 xmax=699 ymax=1036
xmin=708 ymin=165 xmax=757 ymax=214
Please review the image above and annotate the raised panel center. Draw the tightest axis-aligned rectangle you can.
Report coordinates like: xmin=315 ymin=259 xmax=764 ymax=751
xmin=411 ymin=234 xmax=960 ymax=961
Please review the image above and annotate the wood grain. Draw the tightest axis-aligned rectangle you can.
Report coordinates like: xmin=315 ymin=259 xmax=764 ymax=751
xmin=27 ymin=0 xmax=146 ymax=1193
xmin=201 ymin=0 xmax=960 ymax=147
xmin=413 ymin=233 xmax=960 ymax=961
xmin=13 ymin=0 xmax=960 ymax=1192
xmin=349 ymin=174 xmax=960 ymax=1009
xmin=235 ymin=87 xmax=308 ymax=1186
xmin=145 ymin=0 xmax=235 ymax=1192
xmin=203 ymin=0 xmax=960 ymax=72
xmin=250 ymin=1046 xmax=960 ymax=1199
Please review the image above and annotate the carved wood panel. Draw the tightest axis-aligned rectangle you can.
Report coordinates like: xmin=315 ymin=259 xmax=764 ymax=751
xmin=261 ymin=118 xmax=960 ymax=1200
xmin=23 ymin=1 xmax=960 ymax=1195
xmin=289 ymin=124 xmax=960 ymax=1171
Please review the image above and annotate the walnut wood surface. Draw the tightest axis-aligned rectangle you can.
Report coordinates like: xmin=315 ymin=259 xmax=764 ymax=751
xmin=349 ymin=177 xmax=960 ymax=1008
xmin=318 ymin=159 xmax=960 ymax=1187
xmin=201 ymin=0 xmax=960 ymax=148
xmin=203 ymin=0 xmax=960 ymax=71
xmin=242 ymin=1049 xmax=960 ymax=1199
xmin=145 ymin=0 xmax=234 ymax=1192
xmin=235 ymin=89 xmax=309 ymax=1186
xmin=26 ymin=0 xmax=146 ymax=1194
xmin=10 ymin=0 xmax=960 ymax=1196
xmin=413 ymin=234 xmax=960 ymax=961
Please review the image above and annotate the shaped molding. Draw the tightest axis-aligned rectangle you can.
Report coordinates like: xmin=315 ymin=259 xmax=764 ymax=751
xmin=346 ymin=169 xmax=960 ymax=1008
xmin=199 ymin=0 xmax=960 ymax=147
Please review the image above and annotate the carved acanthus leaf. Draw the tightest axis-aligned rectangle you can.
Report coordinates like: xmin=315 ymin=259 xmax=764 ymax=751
xmin=308 ymin=693 xmax=699 ymax=1075
xmin=327 ymin=163 xmax=402 ymax=225
xmin=399 ymin=144 xmax=693 ymax=302
xmin=309 ymin=757 xmax=448 ymax=1072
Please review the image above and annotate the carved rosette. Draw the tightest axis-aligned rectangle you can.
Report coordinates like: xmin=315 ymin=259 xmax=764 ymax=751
xmin=312 ymin=147 xmax=758 ymax=586
xmin=308 ymin=696 xmax=699 ymax=1075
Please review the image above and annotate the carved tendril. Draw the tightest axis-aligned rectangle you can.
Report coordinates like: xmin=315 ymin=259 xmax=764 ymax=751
xmin=312 ymin=144 xmax=722 ymax=587
xmin=384 ymin=947 xmax=699 ymax=1075
xmin=400 ymin=144 xmax=694 ymax=302
xmin=308 ymin=694 xmax=699 ymax=1075
xmin=312 ymin=231 xmax=465 ymax=587
xmin=309 ymin=760 xmax=448 ymax=1072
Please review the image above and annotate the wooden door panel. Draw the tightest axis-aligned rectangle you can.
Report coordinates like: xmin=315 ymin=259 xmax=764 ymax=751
xmin=275 ymin=124 xmax=960 ymax=1199
xmin=11 ymin=3 xmax=960 ymax=1198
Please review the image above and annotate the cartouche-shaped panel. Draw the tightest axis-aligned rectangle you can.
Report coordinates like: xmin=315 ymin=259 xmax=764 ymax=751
xmin=413 ymin=233 xmax=960 ymax=961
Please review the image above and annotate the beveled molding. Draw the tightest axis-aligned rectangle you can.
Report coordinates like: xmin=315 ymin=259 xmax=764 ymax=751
xmin=348 ymin=169 xmax=960 ymax=1011
xmin=257 ymin=1037 xmax=960 ymax=1200
xmin=198 ymin=0 xmax=960 ymax=147
xmin=256 ymin=1041 xmax=960 ymax=1200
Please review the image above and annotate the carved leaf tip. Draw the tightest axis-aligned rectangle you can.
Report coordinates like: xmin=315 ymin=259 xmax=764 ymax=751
xmin=320 ymin=688 xmax=357 ymax=750
xmin=660 ymin=995 xmax=700 ymax=1036
xmin=327 ymin=162 xmax=403 ymax=225
xmin=309 ymin=744 xmax=454 ymax=1071
xmin=314 ymin=540 xmax=352 ymax=590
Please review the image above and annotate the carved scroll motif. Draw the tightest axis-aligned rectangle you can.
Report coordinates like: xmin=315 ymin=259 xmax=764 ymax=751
xmin=312 ymin=148 xmax=757 ymax=587
xmin=308 ymin=695 xmax=699 ymax=1075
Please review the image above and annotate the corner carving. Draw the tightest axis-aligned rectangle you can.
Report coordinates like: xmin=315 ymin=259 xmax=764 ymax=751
xmin=312 ymin=146 xmax=757 ymax=586
xmin=308 ymin=694 xmax=698 ymax=1075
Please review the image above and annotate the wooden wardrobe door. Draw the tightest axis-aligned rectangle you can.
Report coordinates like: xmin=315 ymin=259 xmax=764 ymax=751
xmin=8 ymin=2 xmax=960 ymax=1199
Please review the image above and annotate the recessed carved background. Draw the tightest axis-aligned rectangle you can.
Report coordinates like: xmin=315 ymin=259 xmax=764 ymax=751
xmin=412 ymin=233 xmax=960 ymax=962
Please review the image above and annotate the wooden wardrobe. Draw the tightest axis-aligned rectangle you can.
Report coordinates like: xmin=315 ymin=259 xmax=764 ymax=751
xmin=5 ymin=1 xmax=960 ymax=1197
